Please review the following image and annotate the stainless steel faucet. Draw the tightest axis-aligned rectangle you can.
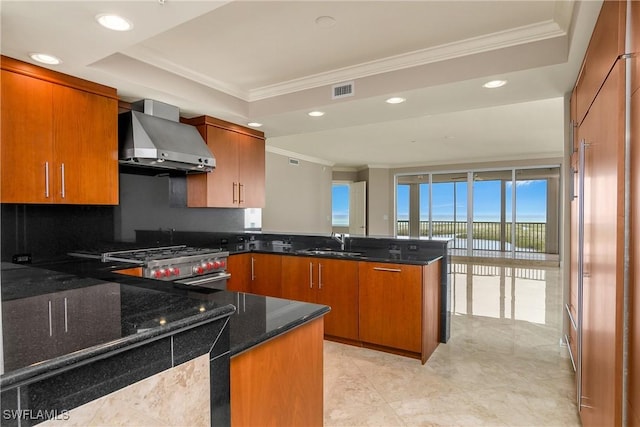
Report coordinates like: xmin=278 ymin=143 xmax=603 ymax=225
xmin=331 ymin=232 xmax=346 ymax=250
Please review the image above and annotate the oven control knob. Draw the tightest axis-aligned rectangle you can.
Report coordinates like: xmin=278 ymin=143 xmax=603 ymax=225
xmin=206 ymin=262 xmax=214 ymax=271
xmin=164 ymin=268 xmax=173 ymax=277
xmin=173 ymin=267 xmax=180 ymax=276
xmin=154 ymin=269 xmax=164 ymax=279
xmin=213 ymin=260 xmax=221 ymax=269
xmin=193 ymin=265 xmax=204 ymax=274
xmin=220 ymin=260 xmax=226 ymax=268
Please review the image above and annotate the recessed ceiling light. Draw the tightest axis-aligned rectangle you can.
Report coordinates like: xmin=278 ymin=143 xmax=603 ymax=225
xmin=483 ymin=80 xmax=507 ymax=89
xmin=96 ymin=13 xmax=133 ymax=31
xmin=386 ymin=97 xmax=406 ymax=104
xmin=308 ymin=111 xmax=325 ymax=117
xmin=248 ymin=122 xmax=263 ymax=127
xmin=30 ymin=53 xmax=62 ymax=65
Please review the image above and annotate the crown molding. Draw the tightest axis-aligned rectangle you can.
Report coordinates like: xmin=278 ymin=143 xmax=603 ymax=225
xmin=121 ymin=46 xmax=250 ymax=100
xmin=248 ymin=20 xmax=566 ymax=101
xmin=123 ymin=19 xmax=566 ymax=103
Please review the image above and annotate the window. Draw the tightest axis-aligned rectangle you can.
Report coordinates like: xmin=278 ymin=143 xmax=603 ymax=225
xmin=395 ymin=166 xmax=559 ymax=254
xmin=244 ymin=208 xmax=262 ymax=230
xmin=332 ymin=183 xmax=350 ymax=226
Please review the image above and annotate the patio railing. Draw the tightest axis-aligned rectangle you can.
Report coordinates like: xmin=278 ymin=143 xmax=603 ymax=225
xmin=397 ymin=220 xmax=546 ymax=253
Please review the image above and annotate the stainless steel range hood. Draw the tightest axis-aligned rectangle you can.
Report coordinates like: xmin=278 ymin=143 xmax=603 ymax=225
xmin=119 ymin=100 xmax=215 ymax=173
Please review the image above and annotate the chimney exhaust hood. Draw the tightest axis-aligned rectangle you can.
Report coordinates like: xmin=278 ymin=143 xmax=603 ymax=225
xmin=118 ymin=100 xmax=215 ymax=173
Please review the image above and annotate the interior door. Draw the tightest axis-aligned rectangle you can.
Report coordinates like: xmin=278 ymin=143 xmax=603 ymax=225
xmin=348 ymin=181 xmax=366 ymax=235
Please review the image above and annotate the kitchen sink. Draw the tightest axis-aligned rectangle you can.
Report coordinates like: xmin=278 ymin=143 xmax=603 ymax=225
xmin=296 ymin=248 xmax=364 ymax=258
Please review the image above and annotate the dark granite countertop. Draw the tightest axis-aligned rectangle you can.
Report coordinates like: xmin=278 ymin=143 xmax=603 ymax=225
xmin=245 ymin=248 xmax=443 ymax=265
xmin=0 ymin=258 xmax=329 ymax=387
xmin=0 ymin=262 xmax=236 ymax=388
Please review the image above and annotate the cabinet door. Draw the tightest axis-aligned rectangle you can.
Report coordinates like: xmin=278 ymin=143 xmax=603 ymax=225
xmin=227 ymin=253 xmax=251 ymax=292
xmin=629 ymin=50 xmax=640 ymax=427
xmin=578 ymin=60 xmax=624 ymax=427
xmin=574 ymin=0 xmax=626 ymax=125
xmin=188 ymin=125 xmax=239 ymax=207
xmin=250 ymin=254 xmax=282 ymax=297
xmin=237 ymin=133 xmax=265 ymax=208
xmin=2 ymin=295 xmax=57 ymax=370
xmin=1 ymin=70 xmax=54 ymax=203
xmin=315 ymin=258 xmax=358 ymax=340
xmin=52 ymin=85 xmax=118 ymax=204
xmin=359 ymin=262 xmax=422 ymax=353
xmin=280 ymin=256 xmax=316 ymax=303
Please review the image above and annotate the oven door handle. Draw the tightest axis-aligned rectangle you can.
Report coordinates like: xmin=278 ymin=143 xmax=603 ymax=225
xmin=176 ymin=272 xmax=231 ymax=287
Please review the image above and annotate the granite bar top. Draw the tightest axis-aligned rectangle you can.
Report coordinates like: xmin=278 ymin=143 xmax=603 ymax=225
xmin=1 ymin=258 xmax=329 ymax=387
xmin=0 ymin=262 xmax=236 ymax=388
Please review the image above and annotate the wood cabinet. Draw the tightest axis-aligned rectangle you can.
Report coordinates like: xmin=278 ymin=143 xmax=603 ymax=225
xmin=249 ymin=253 xmax=282 ymax=297
xmin=227 ymin=253 xmax=251 ymax=292
xmin=2 ymin=283 xmax=121 ymax=371
xmin=228 ymin=251 xmax=440 ymax=363
xmin=358 ymin=260 xmax=441 ymax=363
xmin=1 ymin=56 xmax=118 ymax=205
xmin=569 ymin=2 xmax=639 ymax=425
xmin=573 ymin=0 xmax=626 ymax=126
xmin=359 ymin=262 xmax=423 ymax=353
xmin=281 ymin=256 xmax=359 ymax=340
xmin=630 ymin=53 xmax=640 ymax=427
xmin=577 ymin=61 xmax=625 ymax=427
xmin=230 ymin=317 xmax=324 ymax=427
xmin=182 ymin=116 xmax=265 ymax=208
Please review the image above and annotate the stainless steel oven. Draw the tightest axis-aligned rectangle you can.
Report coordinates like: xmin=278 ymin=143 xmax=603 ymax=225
xmin=174 ymin=271 xmax=231 ymax=290
xmin=71 ymin=245 xmax=230 ymax=290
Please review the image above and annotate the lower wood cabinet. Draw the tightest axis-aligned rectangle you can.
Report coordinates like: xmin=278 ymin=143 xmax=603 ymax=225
xmin=281 ymin=256 xmax=359 ymax=341
xmin=229 ymin=252 xmax=441 ymax=363
xmin=227 ymin=253 xmax=251 ymax=292
xmin=359 ymin=262 xmax=422 ymax=353
xmin=358 ymin=260 xmax=441 ymax=363
xmin=249 ymin=253 xmax=282 ymax=297
xmin=230 ymin=317 xmax=324 ymax=427
xmin=227 ymin=253 xmax=281 ymax=295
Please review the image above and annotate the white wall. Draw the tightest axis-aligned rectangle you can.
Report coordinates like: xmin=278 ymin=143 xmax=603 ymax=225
xmin=366 ymin=168 xmax=392 ymax=236
xmin=262 ymin=151 xmax=332 ymax=234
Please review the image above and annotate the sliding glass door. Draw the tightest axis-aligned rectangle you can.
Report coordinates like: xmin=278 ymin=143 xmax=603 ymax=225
xmin=395 ymin=166 xmax=560 ymax=255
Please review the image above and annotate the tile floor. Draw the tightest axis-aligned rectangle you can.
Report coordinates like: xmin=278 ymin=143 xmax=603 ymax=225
xmin=323 ymin=261 xmax=580 ymax=426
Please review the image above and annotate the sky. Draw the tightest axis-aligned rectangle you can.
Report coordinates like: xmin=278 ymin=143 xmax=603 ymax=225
xmin=397 ymin=179 xmax=547 ymax=222
xmin=333 ymin=179 xmax=548 ymax=225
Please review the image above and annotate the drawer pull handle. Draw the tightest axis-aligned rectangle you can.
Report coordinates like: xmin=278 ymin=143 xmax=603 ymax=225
xmin=44 ymin=161 xmax=50 ymax=198
xmin=373 ymin=267 xmax=402 ymax=273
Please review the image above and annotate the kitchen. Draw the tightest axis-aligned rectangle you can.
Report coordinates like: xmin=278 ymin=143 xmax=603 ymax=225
xmin=1 ymin=1 xmax=639 ymax=427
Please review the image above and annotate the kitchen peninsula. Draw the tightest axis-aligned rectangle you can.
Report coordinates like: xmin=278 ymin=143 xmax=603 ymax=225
xmin=136 ymin=231 xmax=451 ymax=363
xmin=0 ymin=258 xmax=329 ymax=427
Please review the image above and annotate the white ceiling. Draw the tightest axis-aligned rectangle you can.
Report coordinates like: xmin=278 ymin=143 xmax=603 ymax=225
xmin=0 ymin=0 xmax=603 ymax=169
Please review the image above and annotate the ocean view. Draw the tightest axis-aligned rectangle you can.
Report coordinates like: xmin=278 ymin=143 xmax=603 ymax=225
xmin=333 ymin=214 xmax=547 ymax=225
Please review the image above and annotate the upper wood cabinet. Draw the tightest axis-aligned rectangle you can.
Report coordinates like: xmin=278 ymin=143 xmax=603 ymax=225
xmin=574 ymin=0 xmax=626 ymax=126
xmin=1 ymin=56 xmax=119 ymax=205
xmin=182 ymin=116 xmax=265 ymax=208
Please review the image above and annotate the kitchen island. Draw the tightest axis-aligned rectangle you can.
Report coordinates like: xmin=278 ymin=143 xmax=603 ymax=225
xmin=0 ymin=259 xmax=329 ymax=427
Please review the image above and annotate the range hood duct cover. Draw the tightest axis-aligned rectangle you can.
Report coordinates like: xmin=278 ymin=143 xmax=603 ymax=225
xmin=119 ymin=100 xmax=215 ymax=173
